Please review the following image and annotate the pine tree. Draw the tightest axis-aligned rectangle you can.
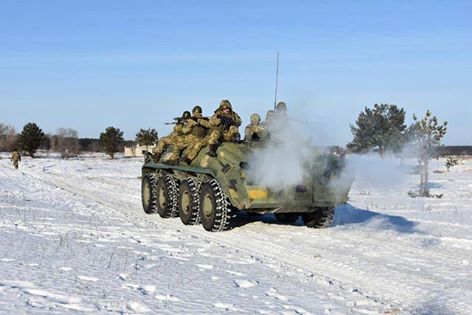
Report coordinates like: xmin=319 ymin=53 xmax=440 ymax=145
xmin=99 ymin=127 xmax=124 ymax=159
xmin=348 ymin=104 xmax=407 ymax=156
xmin=18 ymin=122 xmax=45 ymax=157
xmin=407 ymin=110 xmax=447 ymax=196
xmin=135 ymin=128 xmax=158 ymax=150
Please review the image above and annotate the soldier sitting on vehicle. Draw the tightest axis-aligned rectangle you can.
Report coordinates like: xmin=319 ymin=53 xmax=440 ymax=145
xmin=206 ymin=99 xmax=242 ymax=157
xmin=258 ymin=110 xmax=276 ymax=140
xmin=10 ymin=148 xmax=21 ymax=169
xmin=152 ymin=111 xmax=192 ymax=164
xmin=244 ymin=113 xmax=264 ymax=141
xmin=275 ymin=101 xmax=287 ymax=116
xmin=177 ymin=105 xmax=211 ymax=165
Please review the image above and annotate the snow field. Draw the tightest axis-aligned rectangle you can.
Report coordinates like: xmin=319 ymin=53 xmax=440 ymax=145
xmin=0 ymin=153 xmax=471 ymax=314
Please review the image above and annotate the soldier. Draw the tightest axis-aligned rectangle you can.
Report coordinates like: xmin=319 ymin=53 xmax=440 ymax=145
xmin=178 ymin=105 xmax=211 ymax=165
xmin=206 ymin=100 xmax=242 ymax=157
xmin=152 ymin=111 xmax=191 ymax=163
xmin=275 ymin=101 xmax=287 ymax=115
xmin=244 ymin=113 xmax=264 ymax=141
xmin=259 ymin=110 xmax=275 ymax=140
xmin=10 ymin=148 xmax=21 ymax=169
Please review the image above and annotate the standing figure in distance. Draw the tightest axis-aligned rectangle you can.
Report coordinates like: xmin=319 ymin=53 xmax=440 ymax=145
xmin=10 ymin=148 xmax=21 ymax=169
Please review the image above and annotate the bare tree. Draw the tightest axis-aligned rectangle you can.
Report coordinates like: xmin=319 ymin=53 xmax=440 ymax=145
xmin=0 ymin=123 xmax=17 ymax=152
xmin=51 ymin=128 xmax=80 ymax=158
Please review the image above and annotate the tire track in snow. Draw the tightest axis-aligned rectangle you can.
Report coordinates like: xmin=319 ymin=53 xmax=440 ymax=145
xmin=24 ymin=164 xmax=472 ymax=314
xmin=22 ymin=168 xmax=410 ymax=312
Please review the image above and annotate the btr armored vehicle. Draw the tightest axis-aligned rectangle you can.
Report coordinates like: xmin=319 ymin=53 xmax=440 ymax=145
xmin=141 ymin=141 xmax=352 ymax=232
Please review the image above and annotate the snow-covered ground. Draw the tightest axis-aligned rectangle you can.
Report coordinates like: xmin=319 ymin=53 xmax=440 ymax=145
xmin=0 ymin=153 xmax=471 ymax=314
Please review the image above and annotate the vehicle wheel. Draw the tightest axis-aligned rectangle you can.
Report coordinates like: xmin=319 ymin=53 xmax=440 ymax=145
xmin=275 ymin=213 xmax=299 ymax=224
xmin=178 ymin=178 xmax=201 ymax=225
xmin=302 ymin=207 xmax=335 ymax=228
xmin=141 ymin=173 xmax=158 ymax=214
xmin=156 ymin=174 xmax=179 ymax=218
xmin=199 ymin=179 xmax=232 ymax=232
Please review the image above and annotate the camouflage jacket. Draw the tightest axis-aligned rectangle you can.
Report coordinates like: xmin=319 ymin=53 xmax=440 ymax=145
xmin=244 ymin=123 xmax=264 ymax=141
xmin=209 ymin=109 xmax=242 ymax=131
xmin=11 ymin=151 xmax=21 ymax=162
xmin=187 ymin=117 xmax=209 ymax=138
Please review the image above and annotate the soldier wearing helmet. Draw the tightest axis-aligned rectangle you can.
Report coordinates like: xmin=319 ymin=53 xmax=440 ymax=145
xmin=192 ymin=105 xmax=203 ymax=118
xmin=205 ymin=99 xmax=242 ymax=157
xmin=275 ymin=101 xmax=287 ymax=114
xmin=244 ymin=113 xmax=264 ymax=141
xmin=152 ymin=110 xmax=192 ymax=164
xmin=177 ymin=105 xmax=212 ymax=165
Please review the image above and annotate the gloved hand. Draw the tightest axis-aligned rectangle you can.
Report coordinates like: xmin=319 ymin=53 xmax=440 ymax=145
xmin=219 ymin=116 xmax=234 ymax=130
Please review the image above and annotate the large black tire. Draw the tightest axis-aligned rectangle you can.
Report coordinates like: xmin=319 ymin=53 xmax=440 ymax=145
xmin=302 ymin=207 xmax=335 ymax=228
xmin=141 ymin=174 xmax=158 ymax=214
xmin=178 ymin=178 xmax=201 ymax=225
xmin=156 ymin=174 xmax=179 ymax=218
xmin=199 ymin=179 xmax=232 ymax=232
xmin=274 ymin=213 xmax=300 ymax=224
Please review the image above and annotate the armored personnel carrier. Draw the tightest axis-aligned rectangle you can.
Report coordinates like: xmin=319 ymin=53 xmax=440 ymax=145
xmin=141 ymin=141 xmax=352 ymax=232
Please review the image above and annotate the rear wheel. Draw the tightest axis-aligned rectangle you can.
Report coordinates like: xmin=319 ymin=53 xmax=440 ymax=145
xmin=156 ymin=174 xmax=179 ymax=218
xmin=178 ymin=178 xmax=201 ymax=225
xmin=141 ymin=173 xmax=158 ymax=214
xmin=275 ymin=213 xmax=299 ymax=224
xmin=199 ymin=179 xmax=232 ymax=232
xmin=302 ymin=207 xmax=335 ymax=228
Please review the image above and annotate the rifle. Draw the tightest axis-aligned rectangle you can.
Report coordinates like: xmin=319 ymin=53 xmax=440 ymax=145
xmin=165 ymin=117 xmax=186 ymax=125
xmin=192 ymin=116 xmax=209 ymax=121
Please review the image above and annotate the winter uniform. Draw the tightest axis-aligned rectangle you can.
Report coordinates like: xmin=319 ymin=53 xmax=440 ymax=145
xmin=259 ymin=110 xmax=276 ymax=140
xmin=206 ymin=100 xmax=241 ymax=156
xmin=10 ymin=150 xmax=21 ymax=169
xmin=152 ymin=111 xmax=191 ymax=163
xmin=180 ymin=106 xmax=210 ymax=164
xmin=244 ymin=113 xmax=264 ymax=141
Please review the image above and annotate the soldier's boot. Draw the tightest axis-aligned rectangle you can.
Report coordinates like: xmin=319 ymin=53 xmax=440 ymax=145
xmin=153 ymin=152 xmax=161 ymax=162
xmin=207 ymin=144 xmax=218 ymax=157
xmin=234 ymin=132 xmax=241 ymax=142
xmin=180 ymin=156 xmax=192 ymax=166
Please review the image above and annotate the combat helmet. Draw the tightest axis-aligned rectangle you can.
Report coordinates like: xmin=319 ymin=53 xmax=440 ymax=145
xmin=250 ymin=113 xmax=261 ymax=124
xmin=192 ymin=105 xmax=202 ymax=116
xmin=275 ymin=101 xmax=287 ymax=113
xmin=219 ymin=99 xmax=232 ymax=111
xmin=265 ymin=110 xmax=275 ymax=120
xmin=182 ymin=111 xmax=191 ymax=119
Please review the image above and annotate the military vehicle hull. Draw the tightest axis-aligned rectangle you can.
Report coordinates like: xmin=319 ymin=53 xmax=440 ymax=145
xmin=141 ymin=142 xmax=352 ymax=231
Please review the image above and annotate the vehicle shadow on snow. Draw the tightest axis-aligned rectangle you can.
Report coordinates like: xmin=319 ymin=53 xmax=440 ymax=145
xmin=231 ymin=204 xmax=418 ymax=234
xmin=333 ymin=203 xmax=417 ymax=233
xmin=231 ymin=211 xmax=304 ymax=228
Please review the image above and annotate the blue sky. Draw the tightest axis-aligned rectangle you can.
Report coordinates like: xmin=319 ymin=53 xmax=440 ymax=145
xmin=0 ymin=0 xmax=471 ymax=145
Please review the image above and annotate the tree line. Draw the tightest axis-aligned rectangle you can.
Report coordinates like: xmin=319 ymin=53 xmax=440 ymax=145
xmin=0 ymin=123 xmax=143 ymax=158
xmin=2 ymin=106 xmax=447 ymax=197
xmin=348 ymin=104 xmax=447 ymax=197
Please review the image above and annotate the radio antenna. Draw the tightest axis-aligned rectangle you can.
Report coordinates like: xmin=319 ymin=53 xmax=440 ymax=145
xmin=273 ymin=51 xmax=279 ymax=110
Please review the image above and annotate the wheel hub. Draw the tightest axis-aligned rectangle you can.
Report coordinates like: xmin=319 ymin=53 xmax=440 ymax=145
xmin=158 ymin=187 xmax=166 ymax=208
xmin=181 ymin=191 xmax=190 ymax=214
xmin=143 ymin=181 xmax=150 ymax=208
xmin=202 ymin=194 xmax=213 ymax=218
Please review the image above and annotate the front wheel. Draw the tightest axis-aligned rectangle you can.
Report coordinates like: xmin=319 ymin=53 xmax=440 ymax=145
xmin=199 ymin=179 xmax=232 ymax=232
xmin=141 ymin=174 xmax=158 ymax=214
xmin=302 ymin=207 xmax=335 ymax=228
